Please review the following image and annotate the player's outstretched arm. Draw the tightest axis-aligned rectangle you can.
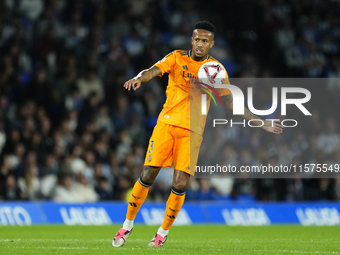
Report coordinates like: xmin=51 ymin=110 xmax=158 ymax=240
xmin=222 ymin=94 xmax=283 ymax=135
xmin=123 ymin=66 xmax=162 ymax=91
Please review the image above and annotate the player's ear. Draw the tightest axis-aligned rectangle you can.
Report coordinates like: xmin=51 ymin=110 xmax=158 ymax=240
xmin=210 ymin=40 xmax=214 ymax=49
xmin=191 ymin=37 xmax=194 ymax=46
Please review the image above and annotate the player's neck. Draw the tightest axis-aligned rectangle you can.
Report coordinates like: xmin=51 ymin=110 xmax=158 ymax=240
xmin=191 ymin=54 xmax=206 ymax=62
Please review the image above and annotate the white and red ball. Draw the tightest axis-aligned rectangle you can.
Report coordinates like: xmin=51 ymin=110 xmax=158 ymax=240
xmin=198 ymin=61 xmax=226 ymax=87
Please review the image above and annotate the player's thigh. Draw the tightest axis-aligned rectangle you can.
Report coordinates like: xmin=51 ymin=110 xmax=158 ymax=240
xmin=173 ymin=128 xmax=203 ymax=176
xmin=144 ymin=121 xmax=174 ymax=168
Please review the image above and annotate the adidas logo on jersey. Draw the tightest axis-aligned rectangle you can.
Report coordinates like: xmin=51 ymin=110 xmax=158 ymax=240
xmin=181 ymin=65 xmax=188 ymax=70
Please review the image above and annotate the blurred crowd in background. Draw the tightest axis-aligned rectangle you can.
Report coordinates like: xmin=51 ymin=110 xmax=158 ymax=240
xmin=0 ymin=0 xmax=340 ymax=203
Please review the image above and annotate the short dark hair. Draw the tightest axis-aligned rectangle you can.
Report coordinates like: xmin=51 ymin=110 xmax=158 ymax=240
xmin=194 ymin=21 xmax=215 ymax=34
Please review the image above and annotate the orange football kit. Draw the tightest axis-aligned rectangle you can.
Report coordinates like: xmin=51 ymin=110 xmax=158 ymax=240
xmin=144 ymin=50 xmax=231 ymax=175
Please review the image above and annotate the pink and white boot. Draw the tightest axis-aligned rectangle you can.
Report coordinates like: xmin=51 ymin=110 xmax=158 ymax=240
xmin=148 ymin=233 xmax=167 ymax=247
xmin=112 ymin=228 xmax=133 ymax=247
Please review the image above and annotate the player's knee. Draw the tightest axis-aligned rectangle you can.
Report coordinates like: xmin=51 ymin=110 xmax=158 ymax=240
xmin=172 ymin=181 xmax=188 ymax=191
xmin=172 ymin=177 xmax=190 ymax=190
xmin=172 ymin=170 xmax=190 ymax=190
xmin=140 ymin=166 xmax=160 ymax=184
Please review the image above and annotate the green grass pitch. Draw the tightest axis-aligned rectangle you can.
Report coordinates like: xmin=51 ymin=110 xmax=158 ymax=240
xmin=1 ymin=225 xmax=339 ymax=254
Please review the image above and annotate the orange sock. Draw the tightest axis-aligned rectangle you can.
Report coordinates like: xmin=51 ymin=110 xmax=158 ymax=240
xmin=126 ymin=177 xmax=152 ymax=220
xmin=161 ymin=187 xmax=186 ymax=230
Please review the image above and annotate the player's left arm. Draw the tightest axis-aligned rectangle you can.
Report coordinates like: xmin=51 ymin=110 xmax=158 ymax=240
xmin=123 ymin=66 xmax=162 ymax=91
xmin=221 ymin=94 xmax=283 ymax=134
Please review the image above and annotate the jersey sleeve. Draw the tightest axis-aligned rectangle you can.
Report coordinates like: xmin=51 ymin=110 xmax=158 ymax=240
xmin=153 ymin=51 xmax=177 ymax=76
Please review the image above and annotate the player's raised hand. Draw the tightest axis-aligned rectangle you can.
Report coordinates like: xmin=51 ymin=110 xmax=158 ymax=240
xmin=123 ymin=77 xmax=141 ymax=91
xmin=262 ymin=119 xmax=284 ymax=134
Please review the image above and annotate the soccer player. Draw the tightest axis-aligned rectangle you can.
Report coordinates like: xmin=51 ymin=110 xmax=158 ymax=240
xmin=112 ymin=21 xmax=283 ymax=247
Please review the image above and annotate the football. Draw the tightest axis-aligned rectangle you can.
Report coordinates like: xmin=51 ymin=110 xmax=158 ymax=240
xmin=198 ymin=61 xmax=226 ymax=87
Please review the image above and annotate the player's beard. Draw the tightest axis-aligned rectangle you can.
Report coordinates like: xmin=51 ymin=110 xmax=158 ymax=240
xmin=193 ymin=50 xmax=205 ymax=61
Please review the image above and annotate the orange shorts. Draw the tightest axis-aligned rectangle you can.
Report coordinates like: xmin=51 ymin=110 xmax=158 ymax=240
xmin=144 ymin=121 xmax=203 ymax=176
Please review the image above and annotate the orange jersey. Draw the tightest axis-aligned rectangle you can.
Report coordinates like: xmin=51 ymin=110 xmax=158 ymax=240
xmin=154 ymin=50 xmax=231 ymax=134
